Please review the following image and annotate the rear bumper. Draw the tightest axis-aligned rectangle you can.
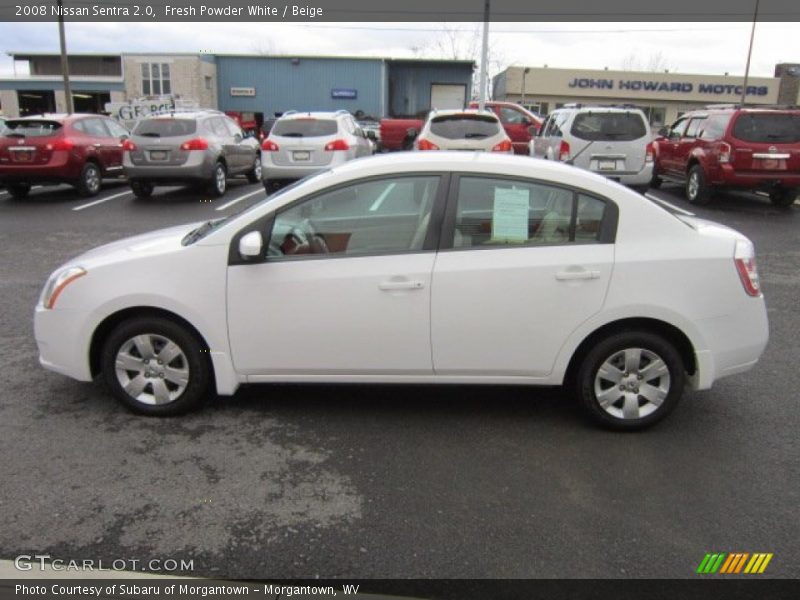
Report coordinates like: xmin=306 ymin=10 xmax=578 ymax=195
xmin=123 ymin=152 xmax=214 ymax=182
xmin=0 ymin=160 xmax=81 ymax=184
xmin=262 ymin=152 xmax=348 ymax=180
xmin=590 ymin=164 xmax=653 ymax=186
xmin=713 ymin=165 xmax=800 ymax=189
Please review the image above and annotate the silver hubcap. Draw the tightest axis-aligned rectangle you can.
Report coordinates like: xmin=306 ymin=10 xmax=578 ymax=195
xmin=86 ymin=167 xmax=100 ymax=193
xmin=216 ymin=166 xmax=226 ymax=193
xmin=115 ymin=334 xmax=189 ymax=405
xmin=594 ymin=347 xmax=670 ymax=420
xmin=687 ymin=173 xmax=698 ymax=199
xmin=253 ymin=158 xmax=262 ymax=179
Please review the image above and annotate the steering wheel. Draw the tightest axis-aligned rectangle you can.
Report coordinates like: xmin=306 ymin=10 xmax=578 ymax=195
xmin=281 ymin=219 xmax=329 ymax=255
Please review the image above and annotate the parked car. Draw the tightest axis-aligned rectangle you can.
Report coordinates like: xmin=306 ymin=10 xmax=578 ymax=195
xmin=122 ymin=110 xmax=261 ymax=198
xmin=651 ymin=106 xmax=800 ymax=207
xmin=357 ymin=119 xmax=382 ymax=153
xmin=260 ymin=110 xmax=373 ymax=193
xmin=467 ymin=100 xmax=543 ymax=154
xmin=531 ymin=105 xmax=653 ymax=192
xmin=380 ymin=116 xmax=427 ymax=151
xmin=34 ymin=152 xmax=768 ymax=430
xmin=0 ymin=113 xmax=129 ymax=198
xmin=412 ymin=109 xmax=513 ymax=153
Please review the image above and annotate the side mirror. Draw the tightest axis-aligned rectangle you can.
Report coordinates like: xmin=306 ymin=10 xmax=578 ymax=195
xmin=234 ymin=133 xmax=243 ymax=143
xmin=406 ymin=127 xmax=418 ymax=140
xmin=238 ymin=231 xmax=263 ymax=259
xmin=366 ymin=130 xmax=377 ymax=141
xmin=527 ymin=125 xmax=538 ymax=136
xmin=657 ymin=126 xmax=669 ymax=138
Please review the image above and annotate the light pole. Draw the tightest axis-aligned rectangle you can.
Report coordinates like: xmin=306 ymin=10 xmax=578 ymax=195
xmin=478 ymin=0 xmax=490 ymax=109
xmin=57 ymin=0 xmax=73 ymax=114
xmin=740 ymin=0 xmax=760 ymax=107
xmin=521 ymin=67 xmax=530 ymax=107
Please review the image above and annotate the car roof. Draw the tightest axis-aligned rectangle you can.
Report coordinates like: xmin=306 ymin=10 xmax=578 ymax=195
xmin=137 ymin=110 xmax=223 ymax=121
xmin=8 ymin=113 xmax=95 ymax=122
xmin=430 ymin=108 xmax=498 ymax=118
xmin=278 ymin=111 xmax=350 ymax=120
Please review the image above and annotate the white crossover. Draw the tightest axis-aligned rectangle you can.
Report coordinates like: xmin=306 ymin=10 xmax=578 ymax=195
xmin=34 ymin=152 xmax=769 ymax=429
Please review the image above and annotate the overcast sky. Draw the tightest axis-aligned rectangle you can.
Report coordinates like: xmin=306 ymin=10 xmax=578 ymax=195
xmin=0 ymin=21 xmax=798 ymax=78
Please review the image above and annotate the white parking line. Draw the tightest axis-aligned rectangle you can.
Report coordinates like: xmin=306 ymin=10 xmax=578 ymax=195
xmin=72 ymin=190 xmax=132 ymax=211
xmin=215 ymin=187 xmax=265 ymax=211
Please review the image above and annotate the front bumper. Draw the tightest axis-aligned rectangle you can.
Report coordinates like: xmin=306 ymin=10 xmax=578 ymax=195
xmin=34 ymin=305 xmax=93 ymax=382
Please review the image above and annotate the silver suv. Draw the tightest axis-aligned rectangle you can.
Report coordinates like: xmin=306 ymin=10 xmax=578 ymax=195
xmin=530 ymin=105 xmax=653 ymax=191
xmin=414 ymin=109 xmax=512 ymax=152
xmin=261 ymin=110 xmax=373 ymax=192
xmin=123 ymin=110 xmax=261 ymax=198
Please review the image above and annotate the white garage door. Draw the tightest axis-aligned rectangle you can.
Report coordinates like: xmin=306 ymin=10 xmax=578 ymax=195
xmin=430 ymin=84 xmax=467 ymax=110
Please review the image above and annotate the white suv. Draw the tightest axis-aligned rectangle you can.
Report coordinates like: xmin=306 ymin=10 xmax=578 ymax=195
xmin=260 ymin=110 xmax=374 ymax=192
xmin=414 ymin=109 xmax=513 ymax=152
xmin=531 ymin=105 xmax=654 ymax=191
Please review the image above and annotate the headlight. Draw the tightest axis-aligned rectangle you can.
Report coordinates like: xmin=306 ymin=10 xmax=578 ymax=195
xmin=41 ymin=267 xmax=87 ymax=309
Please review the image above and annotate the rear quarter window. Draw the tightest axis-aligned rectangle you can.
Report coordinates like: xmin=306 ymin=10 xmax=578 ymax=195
xmin=429 ymin=115 xmax=501 ymax=140
xmin=4 ymin=120 xmax=62 ymax=137
xmin=699 ymin=114 xmax=732 ymax=140
xmin=732 ymin=113 xmax=800 ymax=144
xmin=571 ymin=112 xmax=647 ymax=141
xmin=133 ymin=119 xmax=197 ymax=137
xmin=272 ymin=119 xmax=338 ymax=137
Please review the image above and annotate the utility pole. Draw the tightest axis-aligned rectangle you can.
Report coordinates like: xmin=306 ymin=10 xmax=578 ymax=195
xmin=57 ymin=0 xmax=73 ymax=114
xmin=521 ymin=67 xmax=530 ymax=106
xmin=740 ymin=0 xmax=760 ymax=107
xmin=477 ymin=0 xmax=490 ymax=109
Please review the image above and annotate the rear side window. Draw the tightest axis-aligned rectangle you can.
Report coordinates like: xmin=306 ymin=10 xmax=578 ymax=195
xmin=272 ymin=119 xmax=338 ymax=137
xmin=4 ymin=120 xmax=62 ymax=137
xmin=429 ymin=115 xmax=502 ymax=140
xmin=571 ymin=112 xmax=647 ymax=141
xmin=699 ymin=114 xmax=732 ymax=140
xmin=133 ymin=119 xmax=197 ymax=137
xmin=732 ymin=113 xmax=800 ymax=143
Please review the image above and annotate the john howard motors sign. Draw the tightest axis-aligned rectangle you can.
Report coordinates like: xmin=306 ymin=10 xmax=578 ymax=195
xmin=568 ymin=77 xmax=769 ymax=97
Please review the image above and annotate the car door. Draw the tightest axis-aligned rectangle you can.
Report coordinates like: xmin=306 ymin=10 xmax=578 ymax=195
xmin=431 ymin=174 xmax=615 ymax=377
xmin=226 ymin=174 xmax=447 ymax=376
xmin=658 ymin=118 xmax=689 ymax=175
xmin=223 ymin=116 xmax=252 ymax=173
xmin=80 ymin=117 xmax=123 ymax=174
xmin=673 ymin=117 xmax=705 ymax=174
xmin=496 ymin=105 xmax=532 ymax=154
xmin=102 ymin=118 xmax=130 ymax=174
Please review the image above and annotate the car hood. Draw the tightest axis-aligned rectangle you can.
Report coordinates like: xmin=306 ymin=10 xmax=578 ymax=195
xmin=70 ymin=222 xmax=203 ymax=267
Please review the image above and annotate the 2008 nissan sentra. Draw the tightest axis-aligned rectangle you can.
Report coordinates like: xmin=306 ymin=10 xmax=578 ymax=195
xmin=34 ymin=152 xmax=769 ymax=429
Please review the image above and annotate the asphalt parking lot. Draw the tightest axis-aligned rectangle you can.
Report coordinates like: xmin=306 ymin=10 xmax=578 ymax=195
xmin=0 ymin=175 xmax=798 ymax=580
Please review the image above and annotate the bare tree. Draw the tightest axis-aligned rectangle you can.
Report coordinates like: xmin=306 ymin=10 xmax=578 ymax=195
xmin=621 ymin=50 xmax=676 ymax=72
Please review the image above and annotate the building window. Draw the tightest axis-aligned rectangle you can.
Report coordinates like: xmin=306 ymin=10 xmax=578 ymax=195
xmin=205 ymin=76 xmax=212 ymax=91
xmin=141 ymin=62 xmax=171 ymax=96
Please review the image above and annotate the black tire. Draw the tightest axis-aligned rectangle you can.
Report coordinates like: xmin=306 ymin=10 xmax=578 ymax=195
xmin=209 ymin=162 xmax=227 ymax=197
xmin=246 ymin=154 xmax=262 ymax=184
xmin=77 ymin=162 xmax=102 ymax=197
xmin=769 ymin=188 xmax=797 ymax=208
xmin=630 ymin=185 xmax=649 ymax=195
xmin=263 ymin=179 xmax=280 ymax=195
xmin=575 ymin=330 xmax=685 ymax=430
xmin=685 ymin=164 xmax=712 ymax=205
xmin=7 ymin=182 xmax=31 ymax=199
xmin=130 ymin=179 xmax=154 ymax=199
xmin=100 ymin=316 xmax=211 ymax=416
xmin=649 ymin=168 xmax=663 ymax=189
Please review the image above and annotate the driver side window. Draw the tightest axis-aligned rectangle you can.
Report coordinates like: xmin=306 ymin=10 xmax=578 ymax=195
xmin=268 ymin=176 xmax=441 ymax=259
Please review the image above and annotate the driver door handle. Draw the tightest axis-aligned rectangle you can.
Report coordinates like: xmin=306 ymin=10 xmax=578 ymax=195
xmin=378 ymin=279 xmax=425 ymax=291
xmin=555 ymin=269 xmax=600 ymax=281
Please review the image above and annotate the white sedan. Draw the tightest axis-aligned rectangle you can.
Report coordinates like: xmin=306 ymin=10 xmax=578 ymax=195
xmin=34 ymin=152 xmax=768 ymax=429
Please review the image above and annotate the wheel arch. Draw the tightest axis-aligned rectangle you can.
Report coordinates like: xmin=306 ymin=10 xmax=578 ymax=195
xmin=563 ymin=317 xmax=697 ymax=388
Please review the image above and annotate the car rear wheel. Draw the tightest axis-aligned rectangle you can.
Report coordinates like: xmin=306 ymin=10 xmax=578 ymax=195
xmin=686 ymin=165 xmax=712 ymax=205
xmin=209 ymin=162 xmax=227 ymax=197
xmin=769 ymin=188 xmax=797 ymax=208
xmin=101 ymin=316 xmax=211 ymax=416
xmin=130 ymin=180 xmax=154 ymax=199
xmin=263 ymin=179 xmax=281 ymax=195
xmin=6 ymin=183 xmax=31 ymax=199
xmin=246 ymin=155 xmax=262 ymax=183
xmin=575 ymin=331 xmax=685 ymax=430
xmin=77 ymin=162 xmax=102 ymax=197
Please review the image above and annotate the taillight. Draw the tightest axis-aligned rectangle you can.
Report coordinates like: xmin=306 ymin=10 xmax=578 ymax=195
xmin=558 ymin=140 xmax=570 ymax=162
xmin=324 ymin=139 xmax=350 ymax=151
xmin=645 ymin=142 xmax=654 ymax=163
xmin=734 ymin=239 xmax=761 ymax=297
xmin=718 ymin=141 xmax=731 ymax=164
xmin=122 ymin=139 xmax=137 ymax=152
xmin=180 ymin=138 xmax=209 ymax=151
xmin=416 ymin=139 xmax=439 ymax=151
xmin=261 ymin=139 xmax=279 ymax=151
xmin=46 ymin=138 xmax=75 ymax=151
xmin=491 ymin=139 xmax=513 ymax=153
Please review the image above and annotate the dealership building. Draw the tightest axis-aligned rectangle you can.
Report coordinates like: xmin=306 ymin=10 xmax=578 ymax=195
xmin=0 ymin=52 xmax=474 ymax=123
xmin=493 ymin=65 xmax=799 ymax=126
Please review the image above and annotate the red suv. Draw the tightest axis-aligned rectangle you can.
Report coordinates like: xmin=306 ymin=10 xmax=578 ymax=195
xmin=0 ymin=113 xmax=129 ymax=198
xmin=651 ymin=106 xmax=800 ymax=207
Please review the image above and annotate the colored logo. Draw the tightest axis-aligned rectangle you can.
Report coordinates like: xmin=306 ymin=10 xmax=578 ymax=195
xmin=697 ymin=553 xmax=773 ymax=574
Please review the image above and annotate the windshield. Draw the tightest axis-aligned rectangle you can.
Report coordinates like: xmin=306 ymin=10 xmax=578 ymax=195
xmin=732 ymin=113 xmax=800 ymax=144
xmin=571 ymin=112 xmax=647 ymax=141
xmin=133 ymin=118 xmax=197 ymax=137
xmin=4 ymin=120 xmax=63 ymax=137
xmin=429 ymin=114 xmax=501 ymax=140
xmin=272 ymin=119 xmax=338 ymax=138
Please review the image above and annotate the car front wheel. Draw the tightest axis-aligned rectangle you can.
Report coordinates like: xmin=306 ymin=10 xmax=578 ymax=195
xmin=769 ymin=188 xmax=797 ymax=208
xmin=101 ymin=316 xmax=211 ymax=416
xmin=77 ymin=162 xmax=102 ymax=197
xmin=686 ymin=165 xmax=712 ymax=205
xmin=6 ymin=182 xmax=31 ymax=199
xmin=210 ymin=162 xmax=227 ymax=197
xmin=576 ymin=331 xmax=685 ymax=430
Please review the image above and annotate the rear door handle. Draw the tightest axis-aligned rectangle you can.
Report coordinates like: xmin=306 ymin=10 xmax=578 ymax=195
xmin=555 ymin=269 xmax=600 ymax=281
xmin=378 ymin=279 xmax=425 ymax=291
